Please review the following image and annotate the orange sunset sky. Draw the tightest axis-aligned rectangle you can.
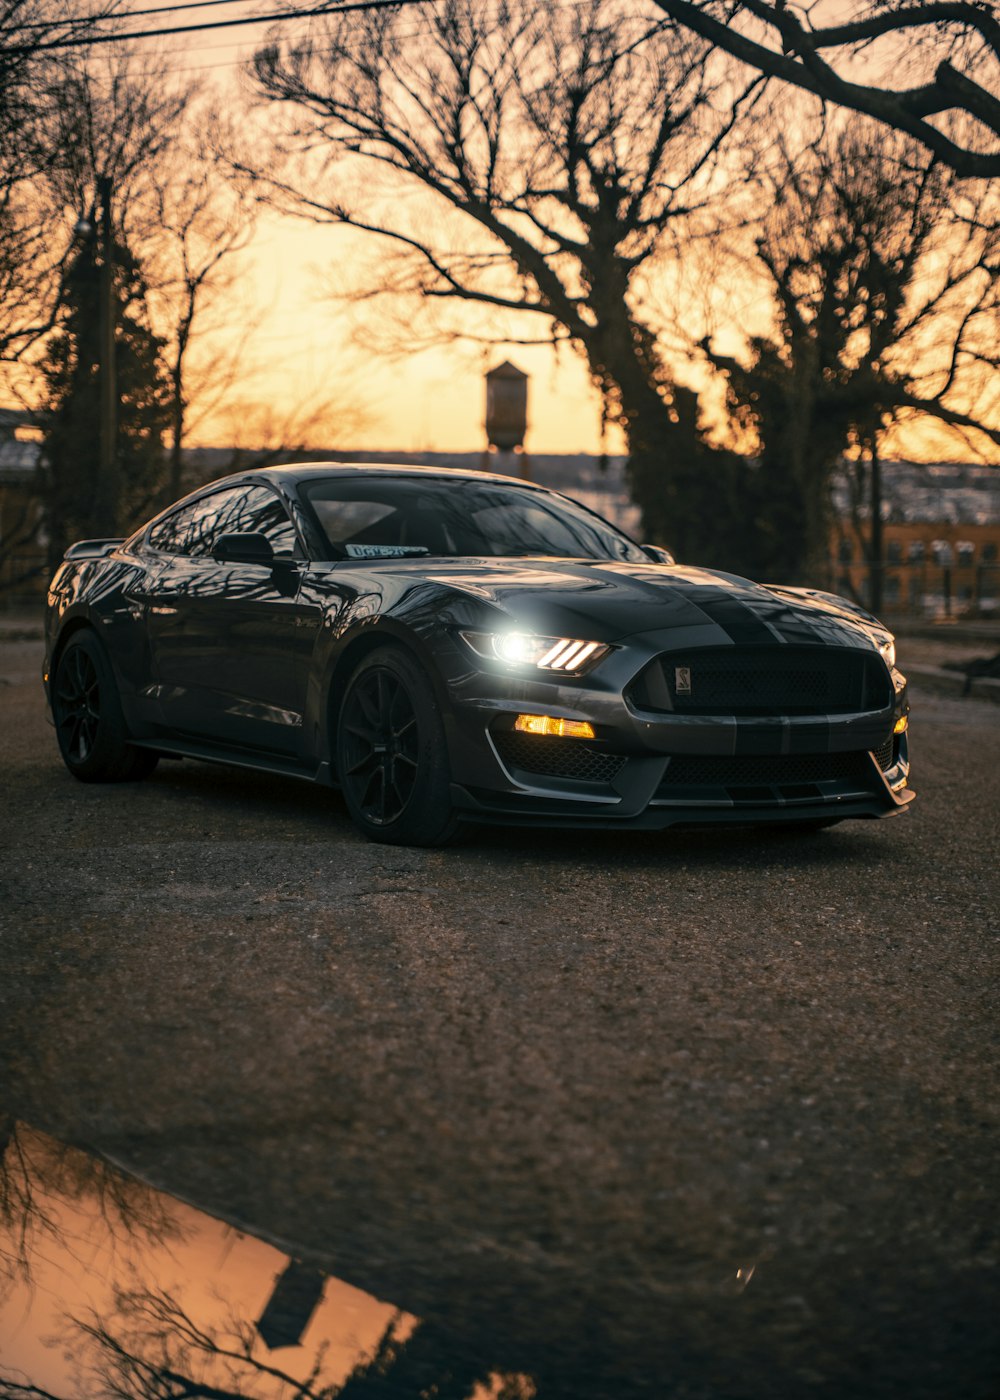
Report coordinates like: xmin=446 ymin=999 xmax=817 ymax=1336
xmin=11 ymin=2 xmax=998 ymax=465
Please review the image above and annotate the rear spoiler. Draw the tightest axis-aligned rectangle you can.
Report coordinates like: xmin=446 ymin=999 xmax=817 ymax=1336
xmin=64 ymin=538 xmax=125 ymax=561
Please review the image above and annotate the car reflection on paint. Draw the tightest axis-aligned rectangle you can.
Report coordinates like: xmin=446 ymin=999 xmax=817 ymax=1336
xmin=44 ymin=463 xmax=913 ymax=845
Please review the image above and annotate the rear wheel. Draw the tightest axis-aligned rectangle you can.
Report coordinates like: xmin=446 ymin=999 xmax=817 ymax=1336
xmin=336 ymin=646 xmax=461 ymax=846
xmin=52 ymin=630 xmax=159 ymax=783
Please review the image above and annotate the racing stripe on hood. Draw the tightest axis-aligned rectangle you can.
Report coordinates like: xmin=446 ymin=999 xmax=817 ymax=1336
xmin=686 ymin=591 xmax=784 ymax=646
xmin=678 ymin=584 xmax=865 ymax=650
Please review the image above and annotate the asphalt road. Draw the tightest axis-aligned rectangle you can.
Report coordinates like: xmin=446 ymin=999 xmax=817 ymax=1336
xmin=1 ymin=632 xmax=998 ymax=1398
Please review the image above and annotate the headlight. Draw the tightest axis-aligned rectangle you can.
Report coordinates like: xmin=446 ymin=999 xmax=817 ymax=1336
xmin=459 ymin=630 xmax=611 ymax=675
xmin=878 ymin=638 xmax=896 ymax=670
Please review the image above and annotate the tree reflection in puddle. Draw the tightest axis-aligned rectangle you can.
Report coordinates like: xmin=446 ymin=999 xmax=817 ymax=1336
xmin=0 ymin=1121 xmax=533 ymax=1399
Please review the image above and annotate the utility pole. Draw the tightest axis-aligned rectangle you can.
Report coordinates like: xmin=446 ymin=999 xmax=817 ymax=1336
xmin=92 ymin=175 xmax=119 ymax=536
xmin=869 ymin=440 xmax=883 ymax=614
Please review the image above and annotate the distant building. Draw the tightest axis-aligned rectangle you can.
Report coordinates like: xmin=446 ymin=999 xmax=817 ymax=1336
xmin=832 ymin=461 xmax=1000 ymax=616
xmin=0 ymin=409 xmax=45 ymax=599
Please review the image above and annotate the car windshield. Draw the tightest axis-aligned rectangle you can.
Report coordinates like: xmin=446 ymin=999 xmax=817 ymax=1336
xmin=302 ymin=475 xmax=648 ymax=563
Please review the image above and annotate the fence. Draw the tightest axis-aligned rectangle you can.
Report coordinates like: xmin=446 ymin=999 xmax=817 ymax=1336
xmin=0 ymin=550 xmax=49 ymax=607
xmin=831 ymin=560 xmax=1000 ymax=620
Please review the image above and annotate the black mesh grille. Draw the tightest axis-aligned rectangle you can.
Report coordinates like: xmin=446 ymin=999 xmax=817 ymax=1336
xmin=658 ymin=750 xmax=875 ymax=789
xmin=628 ymin=646 xmax=891 ymax=717
xmin=872 ymin=736 xmax=895 ymax=771
xmin=695 ymin=665 xmax=830 ymax=708
xmin=492 ymin=731 xmax=627 ymax=783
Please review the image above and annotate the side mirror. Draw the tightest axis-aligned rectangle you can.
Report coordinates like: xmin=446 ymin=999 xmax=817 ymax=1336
xmin=642 ymin=544 xmax=676 ymax=566
xmin=213 ymin=532 xmax=275 ymax=566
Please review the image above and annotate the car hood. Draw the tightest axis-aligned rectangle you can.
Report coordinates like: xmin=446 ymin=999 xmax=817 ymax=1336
xmin=366 ymin=558 xmax=884 ymax=650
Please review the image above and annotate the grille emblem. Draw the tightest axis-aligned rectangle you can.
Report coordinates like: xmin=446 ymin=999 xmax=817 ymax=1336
xmin=675 ymin=666 xmax=692 ymax=694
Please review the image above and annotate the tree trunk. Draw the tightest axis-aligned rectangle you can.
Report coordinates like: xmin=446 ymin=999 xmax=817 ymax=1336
xmin=575 ymin=308 xmax=747 ymax=568
xmin=168 ymin=363 xmax=184 ymax=502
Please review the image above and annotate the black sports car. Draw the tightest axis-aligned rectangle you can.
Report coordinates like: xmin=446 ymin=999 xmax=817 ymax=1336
xmin=44 ymin=463 xmax=913 ymax=844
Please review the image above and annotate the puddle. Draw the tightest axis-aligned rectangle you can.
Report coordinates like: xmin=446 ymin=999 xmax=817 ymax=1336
xmin=0 ymin=1122 xmax=532 ymax=1398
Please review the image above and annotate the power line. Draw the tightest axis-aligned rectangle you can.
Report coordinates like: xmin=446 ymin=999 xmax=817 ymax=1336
xmin=81 ymin=0 xmax=596 ymax=76
xmin=8 ymin=0 xmax=431 ymax=53
xmin=14 ymin=0 xmax=593 ymax=72
xmin=12 ymin=1 xmax=262 ymax=30
xmin=110 ymin=0 xmax=266 ymax=16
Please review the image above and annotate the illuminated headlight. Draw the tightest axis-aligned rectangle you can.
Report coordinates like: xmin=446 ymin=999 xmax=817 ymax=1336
xmin=878 ymin=637 xmax=896 ymax=670
xmin=459 ymin=630 xmax=611 ymax=675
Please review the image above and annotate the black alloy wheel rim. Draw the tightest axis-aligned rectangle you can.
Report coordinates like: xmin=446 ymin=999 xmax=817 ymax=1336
xmin=341 ymin=667 xmax=420 ymax=825
xmin=55 ymin=648 xmax=101 ymax=764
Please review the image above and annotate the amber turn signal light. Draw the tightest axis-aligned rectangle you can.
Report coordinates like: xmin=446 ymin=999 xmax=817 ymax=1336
xmin=514 ymin=714 xmax=596 ymax=739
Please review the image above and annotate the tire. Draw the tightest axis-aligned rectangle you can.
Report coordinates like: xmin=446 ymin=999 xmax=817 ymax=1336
xmin=52 ymin=630 xmax=159 ymax=783
xmin=336 ymin=646 xmax=461 ymax=846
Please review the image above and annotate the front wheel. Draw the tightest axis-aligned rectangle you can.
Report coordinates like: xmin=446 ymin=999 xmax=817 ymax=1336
xmin=52 ymin=630 xmax=159 ymax=783
xmin=336 ymin=646 xmax=461 ymax=846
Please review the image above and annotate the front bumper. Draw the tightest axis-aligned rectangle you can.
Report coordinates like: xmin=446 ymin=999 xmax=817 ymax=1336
xmin=440 ymin=634 xmax=913 ymax=829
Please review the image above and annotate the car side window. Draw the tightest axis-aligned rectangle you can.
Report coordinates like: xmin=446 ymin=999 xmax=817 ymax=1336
xmin=147 ymin=488 xmax=250 ymax=557
xmin=207 ymin=485 xmax=299 ymax=558
xmin=147 ymin=499 xmax=209 ymax=556
xmin=148 ymin=485 xmax=298 ymax=559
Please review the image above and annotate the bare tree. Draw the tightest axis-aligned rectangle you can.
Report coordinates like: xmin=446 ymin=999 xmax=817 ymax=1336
xmin=1 ymin=1119 xmax=179 ymax=1305
xmin=0 ymin=481 xmax=47 ymax=594
xmin=249 ymin=0 xmax=760 ymax=558
xmin=209 ymin=393 xmax=372 ymax=475
xmin=0 ymin=186 xmax=65 ymax=364
xmin=0 ymin=37 xmax=192 ymax=411
xmin=647 ymin=1 xmax=1000 ymax=179
xmin=68 ymin=1284 xmax=505 ymax=1400
xmin=0 ymin=4 xmax=104 ymax=197
xmin=0 ymin=3 xmax=122 ymax=360
xmin=72 ymin=1283 xmax=338 ymax=1399
xmin=140 ymin=106 xmax=260 ymax=499
xmin=5 ymin=44 xmax=265 ymax=535
xmin=702 ymin=121 xmax=999 ymax=588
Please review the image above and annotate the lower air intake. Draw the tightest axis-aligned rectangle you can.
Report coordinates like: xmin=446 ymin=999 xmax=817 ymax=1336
xmin=658 ymin=751 xmax=876 ymax=789
xmin=872 ymin=736 xmax=895 ymax=771
xmin=493 ymin=731 xmax=627 ymax=783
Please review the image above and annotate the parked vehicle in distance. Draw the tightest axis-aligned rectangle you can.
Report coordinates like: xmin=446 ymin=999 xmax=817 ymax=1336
xmin=44 ymin=463 xmax=913 ymax=844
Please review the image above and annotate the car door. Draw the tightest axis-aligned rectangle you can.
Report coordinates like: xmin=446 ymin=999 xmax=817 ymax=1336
xmin=142 ymin=483 xmax=321 ymax=758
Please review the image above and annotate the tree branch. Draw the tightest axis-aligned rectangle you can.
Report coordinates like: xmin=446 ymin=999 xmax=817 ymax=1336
xmin=648 ymin=0 xmax=1000 ymax=178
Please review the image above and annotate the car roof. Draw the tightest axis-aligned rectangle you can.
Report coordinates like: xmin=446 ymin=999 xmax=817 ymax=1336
xmin=137 ymin=461 xmax=558 ymax=542
xmin=241 ymin=461 xmax=544 ymax=492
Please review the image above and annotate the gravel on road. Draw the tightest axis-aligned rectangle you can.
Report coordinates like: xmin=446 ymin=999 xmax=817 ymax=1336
xmin=1 ymin=634 xmax=997 ymax=1399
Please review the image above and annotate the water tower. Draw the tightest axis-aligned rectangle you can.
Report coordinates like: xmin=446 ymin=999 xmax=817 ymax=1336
xmin=484 ymin=360 xmax=530 ymax=479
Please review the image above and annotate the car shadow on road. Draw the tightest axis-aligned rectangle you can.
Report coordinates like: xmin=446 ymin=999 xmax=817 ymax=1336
xmin=133 ymin=753 xmax=908 ymax=873
xmin=475 ymin=816 xmax=906 ymax=871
